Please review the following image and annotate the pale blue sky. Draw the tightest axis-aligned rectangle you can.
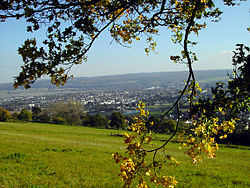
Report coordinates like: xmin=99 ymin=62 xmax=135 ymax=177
xmin=0 ymin=2 xmax=249 ymax=84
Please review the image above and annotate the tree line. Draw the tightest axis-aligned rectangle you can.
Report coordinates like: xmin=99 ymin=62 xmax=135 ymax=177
xmin=0 ymin=100 xmax=181 ymax=133
xmin=1 ymin=100 xmax=249 ymax=146
xmin=0 ymin=101 xmax=124 ymax=129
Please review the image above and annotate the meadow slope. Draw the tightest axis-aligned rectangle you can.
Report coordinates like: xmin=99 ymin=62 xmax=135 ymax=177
xmin=0 ymin=122 xmax=249 ymax=187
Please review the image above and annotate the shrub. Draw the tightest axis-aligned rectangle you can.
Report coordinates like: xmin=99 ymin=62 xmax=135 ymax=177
xmin=37 ymin=113 xmax=51 ymax=123
xmin=83 ymin=113 xmax=108 ymax=128
xmin=18 ymin=109 xmax=32 ymax=121
xmin=110 ymin=111 xmax=126 ymax=129
xmin=0 ymin=107 xmax=12 ymax=122
xmin=52 ymin=116 xmax=66 ymax=125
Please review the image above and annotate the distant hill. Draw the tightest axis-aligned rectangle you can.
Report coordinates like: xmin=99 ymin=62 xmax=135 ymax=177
xmin=0 ymin=69 xmax=230 ymax=95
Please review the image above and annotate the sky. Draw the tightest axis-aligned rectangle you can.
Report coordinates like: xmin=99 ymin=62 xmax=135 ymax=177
xmin=0 ymin=1 xmax=249 ymax=84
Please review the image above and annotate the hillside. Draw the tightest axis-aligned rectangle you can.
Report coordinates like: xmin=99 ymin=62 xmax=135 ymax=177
xmin=0 ymin=69 xmax=230 ymax=89
xmin=0 ymin=122 xmax=249 ymax=187
xmin=0 ymin=69 xmax=230 ymax=96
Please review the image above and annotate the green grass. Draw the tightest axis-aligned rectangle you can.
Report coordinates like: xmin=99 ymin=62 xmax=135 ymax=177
xmin=0 ymin=122 xmax=249 ymax=187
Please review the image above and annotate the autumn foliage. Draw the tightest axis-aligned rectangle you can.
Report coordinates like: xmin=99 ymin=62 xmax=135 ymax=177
xmin=113 ymin=102 xmax=178 ymax=188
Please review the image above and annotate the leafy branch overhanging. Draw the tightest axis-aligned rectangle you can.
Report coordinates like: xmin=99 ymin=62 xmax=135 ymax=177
xmin=1 ymin=0 xmax=249 ymax=187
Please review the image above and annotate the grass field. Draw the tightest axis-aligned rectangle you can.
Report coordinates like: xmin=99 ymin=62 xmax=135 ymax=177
xmin=0 ymin=122 xmax=249 ymax=187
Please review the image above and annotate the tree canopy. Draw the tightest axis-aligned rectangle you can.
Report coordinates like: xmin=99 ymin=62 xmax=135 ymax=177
xmin=18 ymin=109 xmax=32 ymax=121
xmin=0 ymin=107 xmax=12 ymax=122
xmin=110 ymin=111 xmax=126 ymax=129
xmin=0 ymin=0 xmax=246 ymax=88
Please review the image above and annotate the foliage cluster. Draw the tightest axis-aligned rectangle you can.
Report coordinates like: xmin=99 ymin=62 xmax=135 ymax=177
xmin=83 ymin=113 xmax=109 ymax=128
xmin=0 ymin=102 xmax=130 ymax=130
xmin=111 ymin=43 xmax=249 ymax=186
xmin=185 ymin=45 xmax=250 ymax=159
xmin=0 ymin=107 xmax=12 ymax=122
xmin=113 ymin=101 xmax=179 ymax=187
xmin=18 ymin=109 xmax=33 ymax=122
xmin=47 ymin=101 xmax=84 ymax=125
xmin=110 ymin=111 xmax=127 ymax=129
xmin=147 ymin=115 xmax=178 ymax=135
xmin=0 ymin=108 xmax=33 ymax=122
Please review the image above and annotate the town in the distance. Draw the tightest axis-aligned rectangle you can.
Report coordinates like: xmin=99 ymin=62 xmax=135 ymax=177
xmin=0 ymin=70 xmax=249 ymax=145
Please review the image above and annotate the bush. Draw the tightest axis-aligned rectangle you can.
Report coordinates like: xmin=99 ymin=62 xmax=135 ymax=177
xmin=18 ymin=109 xmax=32 ymax=122
xmin=147 ymin=116 xmax=177 ymax=134
xmin=216 ymin=129 xmax=250 ymax=146
xmin=0 ymin=107 xmax=12 ymax=121
xmin=52 ymin=116 xmax=66 ymax=125
xmin=110 ymin=111 xmax=126 ymax=129
xmin=37 ymin=113 xmax=51 ymax=123
xmin=83 ymin=114 xmax=108 ymax=128
xmin=158 ymin=119 xmax=177 ymax=134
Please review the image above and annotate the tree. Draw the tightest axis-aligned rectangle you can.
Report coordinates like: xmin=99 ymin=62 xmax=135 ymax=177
xmin=32 ymin=106 xmax=42 ymax=115
xmin=147 ymin=115 xmax=178 ymax=134
xmin=0 ymin=107 xmax=12 ymax=122
xmin=110 ymin=111 xmax=126 ymax=129
xmin=48 ymin=100 xmax=84 ymax=125
xmin=36 ymin=112 xmax=51 ymax=123
xmin=1 ymin=0 xmax=249 ymax=187
xmin=18 ymin=109 xmax=32 ymax=121
xmin=83 ymin=113 xmax=109 ymax=128
xmin=159 ymin=119 xmax=177 ymax=134
xmin=31 ymin=105 xmax=42 ymax=122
